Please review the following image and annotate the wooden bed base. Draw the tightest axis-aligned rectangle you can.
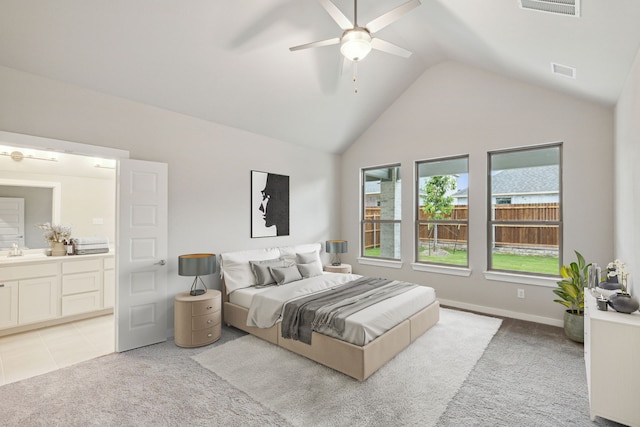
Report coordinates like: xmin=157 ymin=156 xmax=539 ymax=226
xmin=222 ymin=286 xmax=440 ymax=381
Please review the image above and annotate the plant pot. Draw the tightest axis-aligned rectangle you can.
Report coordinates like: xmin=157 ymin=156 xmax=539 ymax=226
xmin=608 ymin=292 xmax=640 ymax=314
xmin=50 ymin=241 xmax=67 ymax=256
xmin=563 ymin=310 xmax=584 ymax=343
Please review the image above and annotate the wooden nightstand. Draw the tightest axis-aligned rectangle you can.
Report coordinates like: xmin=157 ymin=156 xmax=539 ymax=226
xmin=324 ymin=263 xmax=352 ymax=274
xmin=174 ymin=289 xmax=221 ymax=348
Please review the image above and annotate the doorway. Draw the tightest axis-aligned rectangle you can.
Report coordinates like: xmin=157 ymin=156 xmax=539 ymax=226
xmin=0 ymin=137 xmax=119 ymax=385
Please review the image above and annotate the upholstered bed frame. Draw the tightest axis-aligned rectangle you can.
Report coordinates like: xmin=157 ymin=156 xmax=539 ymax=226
xmin=221 ymin=284 xmax=440 ymax=381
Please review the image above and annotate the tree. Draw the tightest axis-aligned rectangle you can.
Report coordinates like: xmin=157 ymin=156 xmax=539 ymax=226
xmin=421 ymin=176 xmax=457 ymax=253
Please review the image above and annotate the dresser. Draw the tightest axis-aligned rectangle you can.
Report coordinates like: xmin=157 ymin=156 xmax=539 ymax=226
xmin=584 ymin=292 xmax=640 ymax=426
xmin=174 ymin=290 xmax=221 ymax=348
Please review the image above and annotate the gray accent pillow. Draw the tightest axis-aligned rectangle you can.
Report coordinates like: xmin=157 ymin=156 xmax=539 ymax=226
xmin=250 ymin=258 xmax=290 ymax=287
xmin=297 ymin=262 xmax=323 ymax=279
xmin=270 ymin=265 xmax=303 ymax=285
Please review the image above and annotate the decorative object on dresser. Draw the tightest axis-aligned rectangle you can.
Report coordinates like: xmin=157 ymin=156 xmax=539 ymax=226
xmin=174 ymin=290 xmax=221 ymax=348
xmin=553 ymin=250 xmax=590 ymax=343
xmin=594 ymin=258 xmax=639 ymax=314
xmin=36 ymin=222 xmax=71 ymax=256
xmin=178 ymin=253 xmax=216 ymax=296
xmin=326 ymin=239 xmax=347 ymax=266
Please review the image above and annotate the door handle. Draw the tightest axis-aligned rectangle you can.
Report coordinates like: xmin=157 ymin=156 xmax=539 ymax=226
xmin=154 ymin=259 xmax=166 ymax=266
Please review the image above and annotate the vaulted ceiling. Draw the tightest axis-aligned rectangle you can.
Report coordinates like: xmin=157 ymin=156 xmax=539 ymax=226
xmin=2 ymin=0 xmax=640 ymax=154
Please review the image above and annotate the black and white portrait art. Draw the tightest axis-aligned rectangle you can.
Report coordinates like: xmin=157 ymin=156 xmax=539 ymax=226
xmin=251 ymin=170 xmax=290 ymax=238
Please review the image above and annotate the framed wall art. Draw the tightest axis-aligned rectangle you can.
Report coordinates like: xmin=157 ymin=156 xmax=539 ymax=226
xmin=251 ymin=170 xmax=290 ymax=237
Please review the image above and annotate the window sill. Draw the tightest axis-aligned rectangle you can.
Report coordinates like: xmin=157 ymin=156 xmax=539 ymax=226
xmin=483 ymin=271 xmax=559 ymax=288
xmin=357 ymin=257 xmax=403 ymax=269
xmin=411 ymin=263 xmax=471 ymax=277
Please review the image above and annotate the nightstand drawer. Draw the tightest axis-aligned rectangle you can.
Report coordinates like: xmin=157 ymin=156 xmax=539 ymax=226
xmin=192 ymin=311 xmax=221 ymax=330
xmin=192 ymin=324 xmax=221 ymax=346
xmin=192 ymin=294 xmax=221 ymax=316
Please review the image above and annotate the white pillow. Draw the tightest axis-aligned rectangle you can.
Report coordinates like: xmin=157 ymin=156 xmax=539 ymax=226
xmin=280 ymin=243 xmax=322 ymax=265
xmin=220 ymin=248 xmax=280 ymax=294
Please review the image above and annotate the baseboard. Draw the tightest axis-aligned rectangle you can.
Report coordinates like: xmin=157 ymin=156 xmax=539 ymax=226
xmin=438 ymin=298 xmax=563 ymax=328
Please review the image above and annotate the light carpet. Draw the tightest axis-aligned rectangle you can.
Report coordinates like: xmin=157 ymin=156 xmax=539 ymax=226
xmin=193 ymin=308 xmax=502 ymax=427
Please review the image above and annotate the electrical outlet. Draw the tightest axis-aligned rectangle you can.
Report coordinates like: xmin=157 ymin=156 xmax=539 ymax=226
xmin=517 ymin=288 xmax=525 ymax=299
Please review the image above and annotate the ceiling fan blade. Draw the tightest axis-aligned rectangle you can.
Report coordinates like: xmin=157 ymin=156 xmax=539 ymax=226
xmin=319 ymin=0 xmax=353 ymax=30
xmin=289 ymin=37 xmax=340 ymax=52
xmin=370 ymin=38 xmax=412 ymax=58
xmin=365 ymin=0 xmax=421 ymax=33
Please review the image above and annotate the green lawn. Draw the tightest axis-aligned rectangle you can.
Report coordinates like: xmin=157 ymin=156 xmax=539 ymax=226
xmin=365 ymin=247 xmax=559 ymax=275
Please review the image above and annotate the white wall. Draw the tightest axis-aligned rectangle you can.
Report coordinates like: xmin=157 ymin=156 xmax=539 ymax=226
xmin=341 ymin=61 xmax=615 ymax=325
xmin=0 ymin=65 xmax=341 ymax=331
xmin=615 ymin=47 xmax=640 ymax=297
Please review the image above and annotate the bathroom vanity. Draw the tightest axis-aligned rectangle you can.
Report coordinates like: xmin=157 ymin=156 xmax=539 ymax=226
xmin=0 ymin=251 xmax=114 ymax=336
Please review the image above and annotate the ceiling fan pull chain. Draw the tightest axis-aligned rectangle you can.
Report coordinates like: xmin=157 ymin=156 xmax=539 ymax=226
xmin=353 ymin=62 xmax=358 ymax=94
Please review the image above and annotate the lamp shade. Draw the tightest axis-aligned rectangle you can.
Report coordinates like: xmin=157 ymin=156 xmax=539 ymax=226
xmin=178 ymin=253 xmax=216 ymax=277
xmin=326 ymin=240 xmax=348 ymax=254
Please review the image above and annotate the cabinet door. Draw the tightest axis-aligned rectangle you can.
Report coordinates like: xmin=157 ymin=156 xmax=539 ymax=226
xmin=0 ymin=280 xmax=19 ymax=328
xmin=18 ymin=276 xmax=58 ymax=324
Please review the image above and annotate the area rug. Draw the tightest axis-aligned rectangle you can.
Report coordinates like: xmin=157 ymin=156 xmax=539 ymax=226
xmin=193 ymin=308 xmax=502 ymax=427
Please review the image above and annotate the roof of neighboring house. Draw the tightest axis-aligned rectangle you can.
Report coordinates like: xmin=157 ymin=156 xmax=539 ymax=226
xmin=452 ymin=165 xmax=559 ymax=197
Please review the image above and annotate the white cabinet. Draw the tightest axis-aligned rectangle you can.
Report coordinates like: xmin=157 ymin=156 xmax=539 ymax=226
xmin=61 ymin=258 xmax=102 ymax=316
xmin=585 ymin=292 xmax=640 ymax=427
xmin=103 ymin=256 xmax=115 ymax=308
xmin=0 ymin=280 xmax=19 ymax=328
xmin=0 ymin=253 xmax=114 ymax=334
xmin=18 ymin=276 xmax=58 ymax=324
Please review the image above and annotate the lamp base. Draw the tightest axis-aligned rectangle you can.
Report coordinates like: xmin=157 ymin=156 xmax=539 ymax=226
xmin=331 ymin=262 xmax=341 ymax=266
xmin=190 ymin=276 xmax=208 ymax=297
xmin=190 ymin=289 xmax=206 ymax=296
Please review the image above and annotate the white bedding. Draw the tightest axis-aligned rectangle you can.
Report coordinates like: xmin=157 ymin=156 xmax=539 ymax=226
xmin=229 ymin=272 xmax=437 ymax=346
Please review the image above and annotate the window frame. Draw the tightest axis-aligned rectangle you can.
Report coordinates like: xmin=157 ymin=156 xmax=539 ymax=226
xmin=486 ymin=142 xmax=563 ymax=277
xmin=360 ymin=163 xmax=402 ymax=262
xmin=414 ymin=155 xmax=469 ymax=268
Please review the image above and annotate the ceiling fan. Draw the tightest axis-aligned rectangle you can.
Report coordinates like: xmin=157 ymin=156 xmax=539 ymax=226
xmin=289 ymin=0 xmax=422 ymax=63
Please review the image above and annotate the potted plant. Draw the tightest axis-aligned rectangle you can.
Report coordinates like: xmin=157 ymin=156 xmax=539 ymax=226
xmin=553 ymin=250 xmax=590 ymax=343
xmin=36 ymin=222 xmax=72 ymax=256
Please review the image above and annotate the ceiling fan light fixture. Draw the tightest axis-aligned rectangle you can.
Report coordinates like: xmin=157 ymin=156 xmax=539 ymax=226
xmin=340 ymin=29 xmax=372 ymax=62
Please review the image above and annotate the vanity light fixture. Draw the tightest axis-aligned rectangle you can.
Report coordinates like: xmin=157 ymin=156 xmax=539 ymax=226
xmin=1 ymin=150 xmax=58 ymax=162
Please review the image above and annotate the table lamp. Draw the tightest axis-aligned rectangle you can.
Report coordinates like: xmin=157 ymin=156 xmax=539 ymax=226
xmin=179 ymin=253 xmax=216 ymax=296
xmin=326 ymin=240 xmax=348 ymax=266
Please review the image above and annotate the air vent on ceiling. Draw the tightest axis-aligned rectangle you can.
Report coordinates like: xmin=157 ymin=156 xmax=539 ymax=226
xmin=551 ymin=62 xmax=576 ymax=79
xmin=519 ymin=0 xmax=580 ymax=17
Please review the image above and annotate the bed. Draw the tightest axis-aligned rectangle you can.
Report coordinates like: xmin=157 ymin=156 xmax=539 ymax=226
xmin=220 ymin=243 xmax=440 ymax=381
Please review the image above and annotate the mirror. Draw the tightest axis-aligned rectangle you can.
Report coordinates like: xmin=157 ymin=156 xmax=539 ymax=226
xmin=0 ymin=180 xmax=61 ymax=249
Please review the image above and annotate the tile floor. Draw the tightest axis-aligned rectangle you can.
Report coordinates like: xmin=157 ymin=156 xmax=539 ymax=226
xmin=0 ymin=314 xmax=114 ymax=386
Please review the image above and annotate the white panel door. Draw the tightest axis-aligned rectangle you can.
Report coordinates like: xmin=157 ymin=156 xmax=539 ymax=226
xmin=116 ymin=159 xmax=168 ymax=352
xmin=0 ymin=197 xmax=25 ymax=249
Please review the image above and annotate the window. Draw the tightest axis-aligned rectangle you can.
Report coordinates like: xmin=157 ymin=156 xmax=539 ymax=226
xmin=361 ymin=165 xmax=401 ymax=260
xmin=487 ymin=143 xmax=562 ymax=276
xmin=416 ymin=156 xmax=469 ymax=267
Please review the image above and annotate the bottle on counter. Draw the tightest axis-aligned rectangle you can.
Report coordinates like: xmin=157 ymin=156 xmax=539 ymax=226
xmin=66 ymin=239 xmax=74 ymax=255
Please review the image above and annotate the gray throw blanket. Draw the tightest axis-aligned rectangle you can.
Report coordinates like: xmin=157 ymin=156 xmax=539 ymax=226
xmin=281 ymin=277 xmax=417 ymax=345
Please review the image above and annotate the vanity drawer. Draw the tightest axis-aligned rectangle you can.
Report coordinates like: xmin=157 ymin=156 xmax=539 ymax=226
xmin=0 ymin=263 xmax=57 ymax=281
xmin=62 ymin=272 xmax=101 ymax=295
xmin=62 ymin=291 xmax=101 ymax=316
xmin=62 ymin=259 xmax=101 ymax=275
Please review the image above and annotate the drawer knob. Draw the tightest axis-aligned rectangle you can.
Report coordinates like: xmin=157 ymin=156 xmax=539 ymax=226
xmin=207 ymin=319 xmax=213 ymax=324
xmin=207 ymin=333 xmax=212 ymax=337
xmin=207 ymin=306 xmax=213 ymax=310
xmin=0 ymin=283 xmax=4 ymax=288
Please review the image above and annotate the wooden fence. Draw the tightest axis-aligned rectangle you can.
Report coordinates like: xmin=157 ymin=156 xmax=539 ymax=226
xmin=365 ymin=203 xmax=559 ymax=250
